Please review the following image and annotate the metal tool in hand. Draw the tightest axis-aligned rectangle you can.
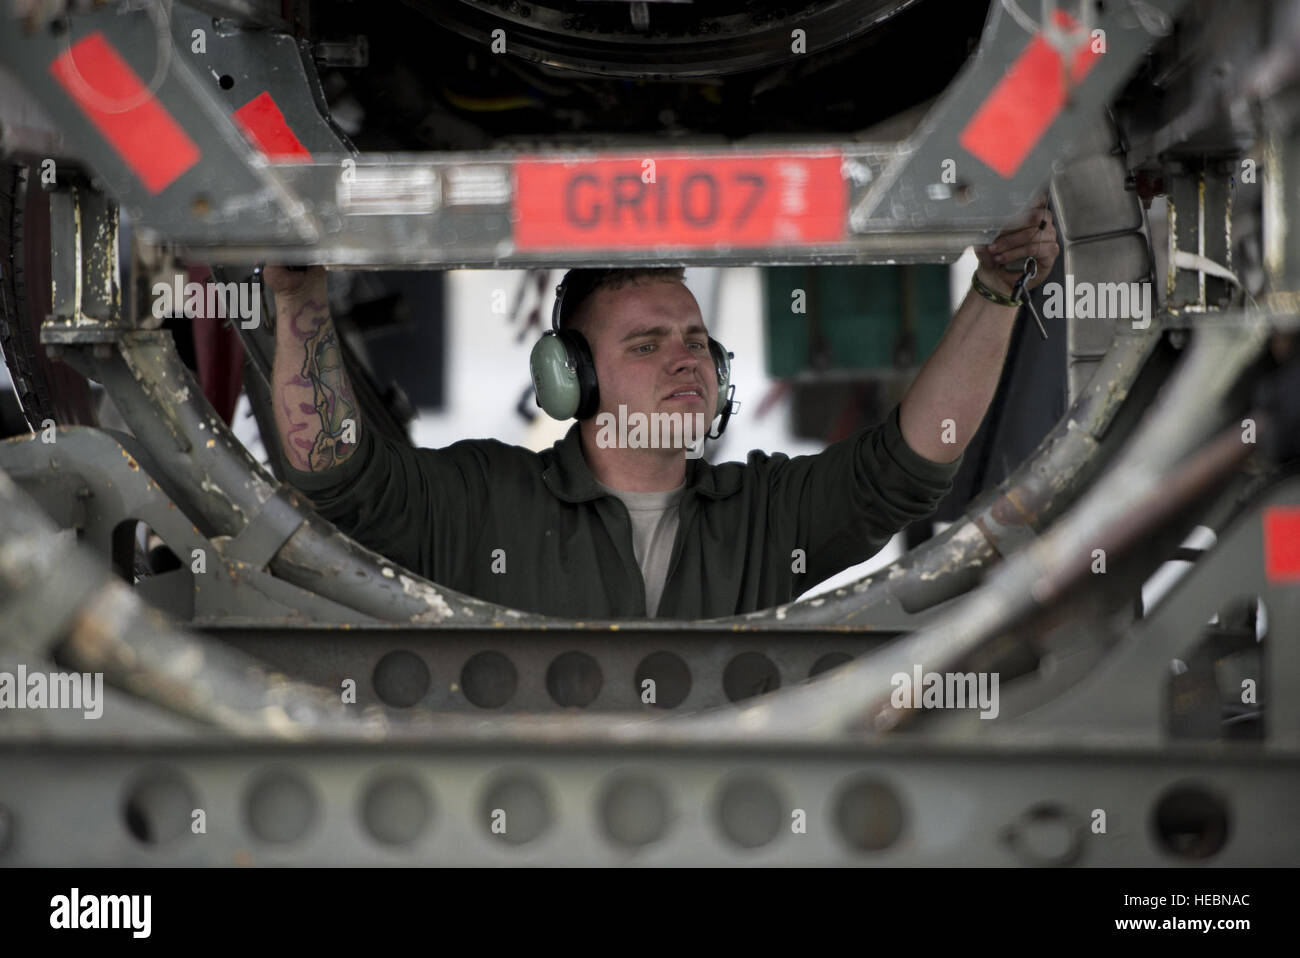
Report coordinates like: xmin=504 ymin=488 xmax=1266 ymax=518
xmin=1010 ymin=256 xmax=1048 ymax=340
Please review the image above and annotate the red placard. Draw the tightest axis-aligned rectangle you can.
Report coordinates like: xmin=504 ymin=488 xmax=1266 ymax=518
xmin=1264 ymin=507 xmax=1300 ymax=582
xmin=49 ymin=32 xmax=200 ymax=195
xmin=959 ymin=10 xmax=1102 ymax=178
xmin=513 ymin=152 xmax=845 ymax=250
xmin=233 ymin=91 xmax=313 ymax=161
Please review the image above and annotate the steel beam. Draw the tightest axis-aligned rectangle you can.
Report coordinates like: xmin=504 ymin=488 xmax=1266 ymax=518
xmin=0 ymin=1 xmax=1195 ymax=267
xmin=0 ymin=742 xmax=1294 ymax=865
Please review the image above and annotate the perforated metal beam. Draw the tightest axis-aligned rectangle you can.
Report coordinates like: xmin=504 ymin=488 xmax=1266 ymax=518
xmin=0 ymin=743 xmax=1294 ymax=865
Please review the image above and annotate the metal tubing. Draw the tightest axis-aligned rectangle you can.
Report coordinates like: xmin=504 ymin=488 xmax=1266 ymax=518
xmin=674 ymin=316 xmax=1273 ymax=739
xmin=60 ymin=333 xmax=531 ymax=626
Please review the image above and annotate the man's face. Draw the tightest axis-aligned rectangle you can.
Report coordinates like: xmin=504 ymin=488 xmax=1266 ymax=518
xmin=576 ymin=279 xmax=716 ymax=428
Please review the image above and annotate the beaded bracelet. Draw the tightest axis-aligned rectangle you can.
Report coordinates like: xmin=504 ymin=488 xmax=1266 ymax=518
xmin=971 ymin=271 xmax=1021 ymax=307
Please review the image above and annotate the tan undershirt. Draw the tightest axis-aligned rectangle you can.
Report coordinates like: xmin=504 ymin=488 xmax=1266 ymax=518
xmin=596 ymin=480 xmax=686 ymax=617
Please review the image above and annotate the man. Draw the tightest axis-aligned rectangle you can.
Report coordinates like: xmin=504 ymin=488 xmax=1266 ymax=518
xmin=264 ymin=199 xmax=1058 ymax=618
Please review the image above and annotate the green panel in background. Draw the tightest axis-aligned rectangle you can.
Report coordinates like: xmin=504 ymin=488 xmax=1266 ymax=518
xmin=763 ymin=265 xmax=952 ymax=378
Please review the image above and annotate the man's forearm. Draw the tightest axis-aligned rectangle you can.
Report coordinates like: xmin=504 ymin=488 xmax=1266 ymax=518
xmin=272 ymin=292 xmax=362 ymax=472
xmin=898 ymin=274 xmax=1019 ymax=464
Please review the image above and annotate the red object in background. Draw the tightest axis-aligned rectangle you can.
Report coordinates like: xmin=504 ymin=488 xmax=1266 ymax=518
xmin=514 ymin=152 xmax=845 ymax=250
xmin=958 ymin=10 xmax=1102 ymax=178
xmin=1263 ymin=507 xmax=1300 ymax=582
xmin=186 ymin=265 xmax=245 ymax=425
xmin=232 ymin=92 xmax=313 ymax=161
xmin=49 ymin=32 xmax=201 ymax=194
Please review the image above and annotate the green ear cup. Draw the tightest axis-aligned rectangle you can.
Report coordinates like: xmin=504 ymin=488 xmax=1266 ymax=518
xmin=532 ymin=328 xmax=730 ymax=424
xmin=530 ymin=333 xmax=581 ymax=420
xmin=530 ymin=329 xmax=601 ymax=420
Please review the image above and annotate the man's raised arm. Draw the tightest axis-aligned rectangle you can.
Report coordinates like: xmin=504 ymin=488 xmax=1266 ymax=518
xmin=899 ymin=198 xmax=1059 ymax=464
xmin=263 ymin=265 xmax=362 ymax=473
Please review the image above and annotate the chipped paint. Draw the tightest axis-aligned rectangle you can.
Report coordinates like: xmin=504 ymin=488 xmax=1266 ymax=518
xmin=397 ymin=573 xmax=454 ymax=623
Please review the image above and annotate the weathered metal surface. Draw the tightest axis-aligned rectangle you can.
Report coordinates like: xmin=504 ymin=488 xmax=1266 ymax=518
xmin=58 ymin=584 xmax=385 ymax=740
xmin=1008 ymin=475 xmax=1300 ymax=745
xmin=2 ymin=742 xmax=1296 ymax=865
xmin=0 ymin=427 xmax=379 ymax=626
xmin=0 ymin=1 xmax=319 ymax=245
xmin=1 ymin=389 xmax=1294 ymax=752
xmin=180 ymin=148 xmax=992 ymax=268
xmin=850 ymin=0 xmax=1189 ymax=230
xmin=0 ymin=62 xmax=67 ymax=160
xmin=677 ymin=315 xmax=1278 ymax=739
xmin=54 ymin=334 xmax=514 ymax=624
xmin=0 ymin=0 xmax=1188 ymax=268
xmin=211 ymin=625 xmax=895 ymax=714
xmin=733 ymin=319 xmax=1170 ymax=629
xmin=0 ymin=472 xmax=106 ymax=662
xmin=167 ymin=5 xmax=353 ymax=157
xmin=735 ymin=117 xmax=1162 ymax=628
xmin=0 ymin=468 xmax=391 ymax=738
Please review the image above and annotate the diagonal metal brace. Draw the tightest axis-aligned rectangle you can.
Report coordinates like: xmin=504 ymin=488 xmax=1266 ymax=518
xmin=850 ymin=0 xmax=1188 ymax=233
xmin=218 ymin=487 xmax=307 ymax=570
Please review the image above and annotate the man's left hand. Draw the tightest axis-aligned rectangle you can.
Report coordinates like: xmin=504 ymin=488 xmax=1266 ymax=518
xmin=974 ymin=195 xmax=1060 ymax=299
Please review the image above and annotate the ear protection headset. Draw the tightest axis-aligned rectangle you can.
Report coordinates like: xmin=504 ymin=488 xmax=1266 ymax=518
xmin=528 ymin=269 xmax=737 ymax=434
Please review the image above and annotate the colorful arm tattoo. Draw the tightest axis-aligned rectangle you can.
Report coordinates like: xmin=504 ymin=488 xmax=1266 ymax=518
xmin=276 ymin=296 xmax=360 ymax=472
xmin=300 ymin=321 xmax=359 ymax=470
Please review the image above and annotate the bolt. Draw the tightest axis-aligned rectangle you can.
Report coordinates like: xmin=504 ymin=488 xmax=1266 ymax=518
xmin=1003 ymin=804 xmax=1082 ymax=866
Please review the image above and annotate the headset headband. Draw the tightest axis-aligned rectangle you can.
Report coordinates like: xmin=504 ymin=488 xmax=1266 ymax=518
xmin=551 ymin=269 xmax=610 ymax=333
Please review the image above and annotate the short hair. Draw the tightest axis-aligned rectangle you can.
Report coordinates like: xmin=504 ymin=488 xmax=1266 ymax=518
xmin=557 ymin=267 xmax=687 ymax=334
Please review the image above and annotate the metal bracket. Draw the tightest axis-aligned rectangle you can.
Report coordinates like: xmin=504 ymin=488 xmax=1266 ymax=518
xmin=0 ymin=427 xmax=376 ymax=627
xmin=850 ymin=0 xmax=1187 ymax=233
xmin=42 ymin=177 xmax=123 ymax=340
xmin=0 ymin=1 xmax=320 ymax=245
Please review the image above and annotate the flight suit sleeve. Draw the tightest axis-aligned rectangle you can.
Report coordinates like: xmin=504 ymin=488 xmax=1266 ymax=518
xmin=281 ymin=426 xmax=492 ymax=585
xmin=764 ymin=402 xmax=963 ymax=584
